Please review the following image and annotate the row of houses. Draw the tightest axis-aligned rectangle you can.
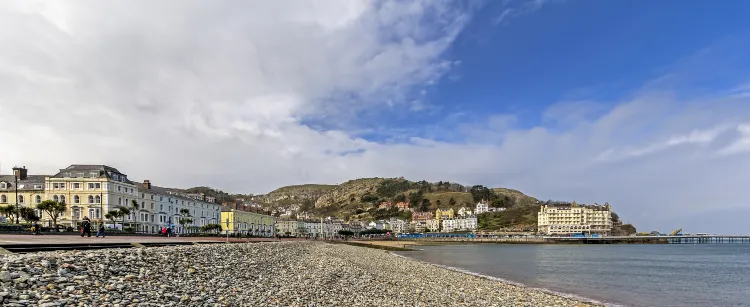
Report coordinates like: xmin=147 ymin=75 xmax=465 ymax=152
xmin=0 ymin=165 xmax=276 ymax=236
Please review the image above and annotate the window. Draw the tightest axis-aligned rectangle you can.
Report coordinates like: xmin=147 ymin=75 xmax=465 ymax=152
xmin=0 ymin=183 xmax=6 ymax=189
xmin=34 ymin=184 xmax=42 ymax=189
xmin=88 ymin=183 xmax=101 ymax=190
xmin=73 ymin=183 xmax=81 ymax=189
xmin=119 ymin=197 xmax=122 ymax=205
xmin=118 ymin=186 xmax=121 ymax=192
xmin=142 ymin=193 xmax=145 ymax=198
xmin=53 ymin=195 xmax=59 ymax=202
xmin=72 ymin=208 xmax=81 ymax=220
xmin=160 ymin=204 xmax=163 ymax=211
xmin=150 ymin=195 xmax=154 ymax=200
xmin=89 ymin=172 xmax=98 ymax=178
xmin=151 ymin=203 xmax=154 ymax=210
xmin=35 ymin=195 xmax=41 ymax=204
xmin=74 ymin=195 xmax=80 ymax=204
xmin=60 ymin=195 xmax=66 ymax=203
xmin=160 ymin=196 xmax=163 ymax=201
xmin=0 ymin=195 xmax=5 ymax=203
xmin=88 ymin=195 xmax=94 ymax=204
xmin=95 ymin=195 xmax=101 ymax=204
xmin=88 ymin=208 xmax=101 ymax=219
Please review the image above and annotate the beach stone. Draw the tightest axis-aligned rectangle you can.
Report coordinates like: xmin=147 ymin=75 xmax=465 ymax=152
xmin=0 ymin=241 xmax=597 ymax=306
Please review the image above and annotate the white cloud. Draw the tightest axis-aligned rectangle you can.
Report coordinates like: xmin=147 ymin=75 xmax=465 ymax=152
xmin=1 ymin=1 xmax=750 ymax=233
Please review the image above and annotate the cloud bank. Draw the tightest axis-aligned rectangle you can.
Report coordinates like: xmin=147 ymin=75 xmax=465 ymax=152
xmin=1 ymin=1 xmax=749 ymax=233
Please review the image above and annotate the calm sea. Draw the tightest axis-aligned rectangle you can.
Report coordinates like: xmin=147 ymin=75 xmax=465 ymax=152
xmin=397 ymin=244 xmax=750 ymax=307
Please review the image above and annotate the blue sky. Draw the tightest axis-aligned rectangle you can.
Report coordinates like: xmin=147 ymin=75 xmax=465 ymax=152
xmin=2 ymin=0 xmax=750 ymax=233
xmin=351 ymin=0 xmax=750 ymax=141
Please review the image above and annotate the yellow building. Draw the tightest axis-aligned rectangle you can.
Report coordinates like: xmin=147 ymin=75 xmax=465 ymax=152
xmin=45 ymin=165 xmax=139 ymax=227
xmin=0 ymin=167 xmax=47 ymax=223
xmin=537 ymin=202 xmax=613 ymax=236
xmin=221 ymin=208 xmax=277 ymax=237
xmin=435 ymin=208 xmax=454 ymax=220
xmin=276 ymin=219 xmax=305 ymax=237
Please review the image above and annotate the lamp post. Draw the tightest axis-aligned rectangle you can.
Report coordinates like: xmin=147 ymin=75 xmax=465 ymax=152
xmin=225 ymin=217 xmax=230 ymax=242
xmin=100 ymin=188 xmax=104 ymax=226
xmin=14 ymin=173 xmax=19 ymax=224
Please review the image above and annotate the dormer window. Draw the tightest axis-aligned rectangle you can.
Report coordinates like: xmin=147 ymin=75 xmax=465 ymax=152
xmin=0 ymin=182 xmax=6 ymax=189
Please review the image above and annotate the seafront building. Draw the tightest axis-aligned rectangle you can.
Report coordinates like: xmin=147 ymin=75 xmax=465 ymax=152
xmin=0 ymin=164 xmax=226 ymax=233
xmin=426 ymin=219 xmax=441 ymax=232
xmin=537 ymin=202 xmax=613 ymax=236
xmin=0 ymin=167 xmax=46 ymax=223
xmin=387 ymin=218 xmax=409 ymax=234
xmin=276 ymin=219 xmax=305 ymax=237
xmin=221 ymin=207 xmax=276 ymax=237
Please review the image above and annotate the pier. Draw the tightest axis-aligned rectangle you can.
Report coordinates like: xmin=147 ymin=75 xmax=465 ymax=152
xmin=543 ymin=235 xmax=750 ymax=244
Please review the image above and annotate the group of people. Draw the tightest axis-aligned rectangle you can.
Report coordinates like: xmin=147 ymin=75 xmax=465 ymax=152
xmin=160 ymin=227 xmax=173 ymax=237
xmin=79 ymin=216 xmax=106 ymax=238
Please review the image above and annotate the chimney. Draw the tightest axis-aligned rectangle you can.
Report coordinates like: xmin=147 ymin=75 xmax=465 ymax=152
xmin=143 ymin=180 xmax=152 ymax=189
xmin=13 ymin=166 xmax=28 ymax=180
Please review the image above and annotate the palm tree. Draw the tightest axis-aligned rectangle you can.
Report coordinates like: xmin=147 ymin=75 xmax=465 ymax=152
xmin=130 ymin=200 xmax=140 ymax=232
xmin=178 ymin=208 xmax=192 ymax=236
xmin=118 ymin=207 xmax=131 ymax=232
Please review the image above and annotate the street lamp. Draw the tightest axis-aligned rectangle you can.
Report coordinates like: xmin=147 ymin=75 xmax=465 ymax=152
xmin=14 ymin=171 xmax=19 ymax=224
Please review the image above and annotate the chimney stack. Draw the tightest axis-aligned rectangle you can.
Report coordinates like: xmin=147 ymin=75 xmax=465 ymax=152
xmin=13 ymin=166 xmax=28 ymax=180
xmin=143 ymin=180 xmax=152 ymax=189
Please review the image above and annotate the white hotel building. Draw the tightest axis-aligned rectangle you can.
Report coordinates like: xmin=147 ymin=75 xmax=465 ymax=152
xmin=537 ymin=202 xmax=613 ymax=236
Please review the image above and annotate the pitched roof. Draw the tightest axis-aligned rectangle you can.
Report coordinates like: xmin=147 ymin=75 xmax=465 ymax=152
xmin=0 ymin=175 xmax=48 ymax=191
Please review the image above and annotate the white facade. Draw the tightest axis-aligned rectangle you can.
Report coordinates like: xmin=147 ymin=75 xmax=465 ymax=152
xmin=388 ymin=218 xmax=409 ymax=234
xmin=426 ymin=219 xmax=441 ymax=232
xmin=537 ymin=202 xmax=613 ymax=236
xmin=368 ymin=221 xmax=387 ymax=230
xmin=133 ymin=181 xmax=222 ymax=234
xmin=455 ymin=216 xmax=477 ymax=231
xmin=457 ymin=207 xmax=473 ymax=217
xmin=411 ymin=221 xmax=427 ymax=233
xmin=475 ymin=202 xmax=489 ymax=214
xmin=441 ymin=219 xmax=456 ymax=232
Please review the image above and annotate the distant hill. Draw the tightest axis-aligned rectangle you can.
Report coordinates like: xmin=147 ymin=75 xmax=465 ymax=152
xmin=182 ymin=177 xmax=635 ymax=234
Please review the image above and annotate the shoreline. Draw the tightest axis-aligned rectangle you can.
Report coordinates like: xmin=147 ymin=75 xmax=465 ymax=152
xmin=390 ymin=251 xmax=619 ymax=307
xmin=0 ymin=241 xmax=599 ymax=306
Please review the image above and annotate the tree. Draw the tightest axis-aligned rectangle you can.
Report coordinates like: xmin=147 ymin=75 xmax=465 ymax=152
xmin=105 ymin=211 xmax=117 ymax=226
xmin=420 ymin=198 xmax=431 ymax=212
xmin=200 ymin=223 xmax=222 ymax=233
xmin=435 ymin=200 xmax=442 ymax=208
xmin=130 ymin=200 xmax=140 ymax=232
xmin=393 ymin=194 xmax=407 ymax=203
xmin=178 ymin=208 xmax=193 ymax=234
xmin=0 ymin=205 xmax=17 ymax=222
xmin=469 ymin=185 xmax=493 ymax=203
xmin=408 ymin=190 xmax=423 ymax=208
xmin=449 ymin=197 xmax=456 ymax=207
xmin=118 ymin=207 xmax=131 ymax=230
xmin=36 ymin=200 xmax=67 ymax=229
xmin=338 ymin=230 xmax=354 ymax=237
xmin=19 ymin=207 xmax=40 ymax=223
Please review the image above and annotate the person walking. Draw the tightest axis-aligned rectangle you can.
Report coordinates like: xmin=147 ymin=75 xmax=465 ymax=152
xmin=80 ymin=217 xmax=92 ymax=237
xmin=96 ymin=223 xmax=106 ymax=238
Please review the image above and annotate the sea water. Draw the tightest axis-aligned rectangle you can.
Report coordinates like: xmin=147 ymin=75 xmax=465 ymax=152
xmin=396 ymin=244 xmax=750 ymax=307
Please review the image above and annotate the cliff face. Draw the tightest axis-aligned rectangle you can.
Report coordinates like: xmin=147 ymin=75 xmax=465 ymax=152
xmin=314 ymin=178 xmax=387 ymax=208
xmin=263 ymin=184 xmax=337 ymax=203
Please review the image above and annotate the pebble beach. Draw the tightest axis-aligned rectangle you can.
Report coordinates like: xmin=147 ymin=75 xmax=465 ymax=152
xmin=0 ymin=241 xmax=597 ymax=306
